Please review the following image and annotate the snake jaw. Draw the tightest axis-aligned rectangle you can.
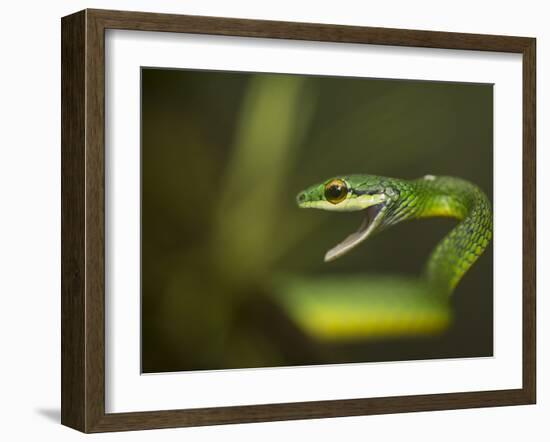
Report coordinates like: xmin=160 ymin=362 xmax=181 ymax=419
xmin=324 ymin=203 xmax=386 ymax=262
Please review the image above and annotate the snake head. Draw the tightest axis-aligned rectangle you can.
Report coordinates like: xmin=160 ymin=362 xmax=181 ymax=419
xmin=296 ymin=175 xmax=396 ymax=262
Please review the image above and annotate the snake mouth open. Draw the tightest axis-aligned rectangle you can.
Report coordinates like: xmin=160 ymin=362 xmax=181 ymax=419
xmin=324 ymin=202 xmax=386 ymax=262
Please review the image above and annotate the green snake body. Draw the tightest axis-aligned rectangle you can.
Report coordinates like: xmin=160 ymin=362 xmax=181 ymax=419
xmin=375 ymin=175 xmax=492 ymax=294
xmin=297 ymin=174 xmax=492 ymax=295
xmin=286 ymin=174 xmax=492 ymax=339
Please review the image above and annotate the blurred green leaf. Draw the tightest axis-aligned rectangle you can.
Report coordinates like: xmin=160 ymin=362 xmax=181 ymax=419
xmin=213 ymin=75 xmax=316 ymax=283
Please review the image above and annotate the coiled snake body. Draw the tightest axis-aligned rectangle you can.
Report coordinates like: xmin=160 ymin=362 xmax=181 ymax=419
xmin=286 ymin=174 xmax=492 ymax=339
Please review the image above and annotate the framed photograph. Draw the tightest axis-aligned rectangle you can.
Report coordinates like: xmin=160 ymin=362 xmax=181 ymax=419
xmin=61 ymin=9 xmax=536 ymax=433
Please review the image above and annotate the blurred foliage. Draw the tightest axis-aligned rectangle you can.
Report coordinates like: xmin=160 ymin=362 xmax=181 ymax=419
xmin=141 ymin=68 xmax=493 ymax=372
xmin=213 ymin=74 xmax=316 ymax=283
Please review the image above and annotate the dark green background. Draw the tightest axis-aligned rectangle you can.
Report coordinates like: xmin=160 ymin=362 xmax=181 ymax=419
xmin=141 ymin=68 xmax=493 ymax=373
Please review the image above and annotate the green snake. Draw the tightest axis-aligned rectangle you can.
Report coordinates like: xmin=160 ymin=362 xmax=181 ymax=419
xmin=280 ymin=174 xmax=492 ymax=340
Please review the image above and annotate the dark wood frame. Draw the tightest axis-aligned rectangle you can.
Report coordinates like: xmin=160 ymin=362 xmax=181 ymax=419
xmin=61 ymin=8 xmax=536 ymax=433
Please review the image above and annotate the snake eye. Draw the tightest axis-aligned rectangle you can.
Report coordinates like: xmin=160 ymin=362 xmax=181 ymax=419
xmin=324 ymin=179 xmax=348 ymax=204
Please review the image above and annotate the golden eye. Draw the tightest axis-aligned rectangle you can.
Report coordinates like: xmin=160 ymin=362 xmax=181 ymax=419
xmin=324 ymin=179 xmax=348 ymax=204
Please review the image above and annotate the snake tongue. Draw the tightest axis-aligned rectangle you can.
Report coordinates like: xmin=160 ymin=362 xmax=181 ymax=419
xmin=324 ymin=204 xmax=385 ymax=262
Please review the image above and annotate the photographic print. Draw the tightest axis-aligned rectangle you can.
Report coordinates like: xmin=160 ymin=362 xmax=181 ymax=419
xmin=141 ymin=68 xmax=493 ymax=373
xmin=61 ymin=10 xmax=535 ymax=432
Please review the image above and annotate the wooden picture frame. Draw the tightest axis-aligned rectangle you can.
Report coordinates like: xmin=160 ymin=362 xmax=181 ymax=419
xmin=61 ymin=8 xmax=536 ymax=433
